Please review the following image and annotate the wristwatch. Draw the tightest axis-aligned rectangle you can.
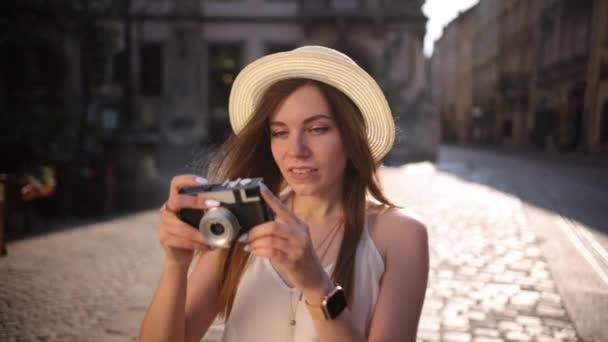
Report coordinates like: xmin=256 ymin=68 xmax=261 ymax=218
xmin=305 ymin=284 xmax=347 ymax=320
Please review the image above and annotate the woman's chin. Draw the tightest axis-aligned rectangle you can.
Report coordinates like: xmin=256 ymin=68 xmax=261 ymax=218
xmin=289 ymin=183 xmax=321 ymax=196
xmin=289 ymin=182 xmax=342 ymax=198
xmin=291 ymin=187 xmax=316 ymax=196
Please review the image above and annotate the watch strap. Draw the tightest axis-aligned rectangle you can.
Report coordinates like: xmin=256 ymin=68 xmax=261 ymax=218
xmin=305 ymin=299 xmax=328 ymax=320
xmin=305 ymin=284 xmax=346 ymax=320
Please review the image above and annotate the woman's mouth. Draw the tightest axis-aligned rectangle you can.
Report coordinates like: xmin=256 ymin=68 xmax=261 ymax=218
xmin=291 ymin=168 xmax=316 ymax=174
xmin=288 ymin=167 xmax=318 ymax=180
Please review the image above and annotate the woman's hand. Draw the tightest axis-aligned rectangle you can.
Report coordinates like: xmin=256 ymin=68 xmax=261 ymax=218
xmin=243 ymin=184 xmax=331 ymax=294
xmin=158 ymin=175 xmax=217 ymax=269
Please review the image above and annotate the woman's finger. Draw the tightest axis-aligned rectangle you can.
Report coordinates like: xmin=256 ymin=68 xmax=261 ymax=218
xmin=247 ymin=246 xmax=289 ymax=262
xmin=169 ymin=174 xmax=208 ymax=197
xmin=166 ymin=193 xmax=218 ymax=212
xmin=161 ymin=233 xmax=208 ymax=252
xmin=165 ymin=175 xmax=216 ymax=212
xmin=160 ymin=212 xmax=207 ymax=245
xmin=247 ymin=234 xmax=291 ymax=254
xmin=259 ymin=183 xmax=301 ymax=226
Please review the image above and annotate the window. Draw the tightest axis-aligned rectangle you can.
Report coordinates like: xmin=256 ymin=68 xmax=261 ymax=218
xmin=139 ymin=43 xmax=164 ymax=97
xmin=112 ymin=50 xmax=126 ymax=88
xmin=208 ymin=43 xmax=241 ymax=143
xmin=501 ymin=119 xmax=513 ymax=138
xmin=601 ymin=100 xmax=608 ymax=142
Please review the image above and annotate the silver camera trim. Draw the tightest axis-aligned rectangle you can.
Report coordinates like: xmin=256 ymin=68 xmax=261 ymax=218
xmin=200 ymin=207 xmax=242 ymax=248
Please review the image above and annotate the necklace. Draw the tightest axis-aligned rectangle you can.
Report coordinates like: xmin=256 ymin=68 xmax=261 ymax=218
xmin=287 ymin=195 xmax=343 ymax=328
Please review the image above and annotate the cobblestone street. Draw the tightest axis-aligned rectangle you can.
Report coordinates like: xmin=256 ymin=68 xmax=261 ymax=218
xmin=382 ymin=163 xmax=579 ymax=342
xmin=1 ymin=146 xmax=605 ymax=341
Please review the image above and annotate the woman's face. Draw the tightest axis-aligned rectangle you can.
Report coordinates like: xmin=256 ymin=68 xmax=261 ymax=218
xmin=269 ymin=84 xmax=347 ymax=196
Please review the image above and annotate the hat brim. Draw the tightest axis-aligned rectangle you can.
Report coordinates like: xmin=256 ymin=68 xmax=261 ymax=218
xmin=228 ymin=50 xmax=395 ymax=161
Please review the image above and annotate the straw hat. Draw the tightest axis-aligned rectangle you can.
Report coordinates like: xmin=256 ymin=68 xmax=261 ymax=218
xmin=228 ymin=45 xmax=395 ymax=161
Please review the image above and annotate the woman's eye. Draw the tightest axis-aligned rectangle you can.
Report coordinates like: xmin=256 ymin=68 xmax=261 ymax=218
xmin=270 ymin=130 xmax=288 ymax=138
xmin=307 ymin=126 xmax=329 ymax=134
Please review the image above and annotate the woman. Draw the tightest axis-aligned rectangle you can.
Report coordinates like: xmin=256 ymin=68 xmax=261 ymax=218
xmin=140 ymin=46 xmax=429 ymax=342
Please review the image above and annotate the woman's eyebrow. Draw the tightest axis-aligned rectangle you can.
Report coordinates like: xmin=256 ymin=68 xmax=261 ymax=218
xmin=269 ymin=114 xmax=334 ymax=126
xmin=302 ymin=114 xmax=334 ymax=124
xmin=269 ymin=121 xmax=287 ymax=126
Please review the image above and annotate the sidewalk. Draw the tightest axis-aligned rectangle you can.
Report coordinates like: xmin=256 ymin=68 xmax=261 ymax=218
xmin=449 ymin=143 xmax=608 ymax=169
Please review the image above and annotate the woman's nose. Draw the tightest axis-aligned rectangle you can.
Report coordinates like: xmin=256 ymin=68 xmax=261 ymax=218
xmin=288 ymin=132 xmax=311 ymax=158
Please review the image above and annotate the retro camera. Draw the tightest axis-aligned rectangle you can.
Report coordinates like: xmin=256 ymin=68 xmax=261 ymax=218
xmin=178 ymin=178 xmax=274 ymax=248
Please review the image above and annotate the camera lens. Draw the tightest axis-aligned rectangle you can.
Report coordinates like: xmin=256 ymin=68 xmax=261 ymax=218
xmin=200 ymin=207 xmax=240 ymax=248
xmin=210 ymin=223 xmax=225 ymax=235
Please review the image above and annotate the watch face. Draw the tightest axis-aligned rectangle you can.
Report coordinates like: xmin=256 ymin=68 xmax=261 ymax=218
xmin=325 ymin=286 xmax=347 ymax=319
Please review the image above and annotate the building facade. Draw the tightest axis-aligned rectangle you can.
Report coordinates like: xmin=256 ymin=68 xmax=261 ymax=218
xmin=495 ymin=0 xmax=540 ymax=147
xmin=431 ymin=0 xmax=607 ymax=155
xmin=585 ymin=0 xmax=608 ymax=153
xmin=95 ymin=0 xmax=438 ymax=162
xmin=533 ymin=0 xmax=592 ymax=151
xmin=430 ymin=6 xmax=476 ymax=143
xmin=470 ymin=0 xmax=501 ymax=144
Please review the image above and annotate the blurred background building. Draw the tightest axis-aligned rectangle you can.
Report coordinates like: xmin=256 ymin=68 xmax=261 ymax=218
xmin=0 ymin=0 xmax=438 ymax=242
xmin=114 ymin=0 xmax=438 ymax=162
xmin=430 ymin=0 xmax=608 ymax=155
xmin=19 ymin=0 xmax=437 ymax=159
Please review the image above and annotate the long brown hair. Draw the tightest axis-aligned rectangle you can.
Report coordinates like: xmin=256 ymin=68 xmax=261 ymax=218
xmin=206 ymin=78 xmax=396 ymax=319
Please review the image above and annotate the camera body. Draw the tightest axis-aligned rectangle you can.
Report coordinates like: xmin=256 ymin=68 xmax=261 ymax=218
xmin=178 ymin=178 xmax=274 ymax=248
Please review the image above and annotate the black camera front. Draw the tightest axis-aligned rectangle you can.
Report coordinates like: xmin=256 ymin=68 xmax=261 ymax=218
xmin=178 ymin=178 xmax=274 ymax=248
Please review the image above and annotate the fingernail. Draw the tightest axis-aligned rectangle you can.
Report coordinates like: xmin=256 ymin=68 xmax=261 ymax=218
xmin=195 ymin=176 xmax=208 ymax=184
xmin=259 ymin=182 xmax=269 ymax=192
xmin=238 ymin=233 xmax=248 ymax=243
xmin=205 ymin=199 xmax=220 ymax=207
xmin=243 ymin=244 xmax=251 ymax=252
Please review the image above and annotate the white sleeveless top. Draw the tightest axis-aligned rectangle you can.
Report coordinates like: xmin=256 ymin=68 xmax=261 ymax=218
xmin=220 ymin=223 xmax=384 ymax=342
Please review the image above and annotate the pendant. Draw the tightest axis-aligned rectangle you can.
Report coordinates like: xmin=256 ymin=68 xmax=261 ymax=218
xmin=290 ymin=319 xmax=296 ymax=326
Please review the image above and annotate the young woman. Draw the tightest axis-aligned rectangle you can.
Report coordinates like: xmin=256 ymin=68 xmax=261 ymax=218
xmin=140 ymin=46 xmax=429 ymax=342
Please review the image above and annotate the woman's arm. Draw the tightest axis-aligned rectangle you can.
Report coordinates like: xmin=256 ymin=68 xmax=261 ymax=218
xmin=300 ymin=210 xmax=429 ymax=342
xmin=139 ymin=249 xmax=223 ymax=342
xmin=367 ymin=211 xmax=429 ymax=341
xmin=139 ymin=259 xmax=190 ymax=342
xmin=139 ymin=175 xmax=223 ymax=342
xmin=301 ymin=279 xmax=367 ymax=342
xmin=184 ymin=250 xmax=223 ymax=342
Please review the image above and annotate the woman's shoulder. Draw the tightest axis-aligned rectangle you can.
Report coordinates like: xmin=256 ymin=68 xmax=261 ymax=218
xmin=365 ymin=202 xmax=428 ymax=259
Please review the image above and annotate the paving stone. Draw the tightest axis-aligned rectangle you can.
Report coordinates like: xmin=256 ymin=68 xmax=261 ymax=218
xmin=516 ymin=315 xmax=543 ymax=326
xmin=417 ymin=329 xmax=441 ymax=341
xmin=467 ymin=310 xmax=487 ymax=322
xmin=419 ymin=321 xmax=441 ymax=333
xmin=473 ymin=337 xmax=503 ymax=342
xmin=539 ymin=292 xmax=562 ymax=306
xmin=510 ymin=290 xmax=541 ymax=308
xmin=505 ymin=330 xmax=532 ymax=341
xmin=443 ymin=316 xmax=470 ymax=331
xmin=524 ymin=324 xmax=546 ymax=337
xmin=443 ymin=331 xmax=472 ymax=342
xmin=537 ymin=304 xmax=567 ymax=318
xmin=472 ymin=328 xmax=500 ymax=337
xmin=498 ymin=320 xmax=524 ymax=333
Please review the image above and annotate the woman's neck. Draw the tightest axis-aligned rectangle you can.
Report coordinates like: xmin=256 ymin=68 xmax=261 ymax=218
xmin=291 ymin=187 xmax=343 ymax=222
